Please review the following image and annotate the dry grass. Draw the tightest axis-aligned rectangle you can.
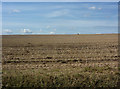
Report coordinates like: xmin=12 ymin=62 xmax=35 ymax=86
xmin=2 ymin=34 xmax=119 ymax=88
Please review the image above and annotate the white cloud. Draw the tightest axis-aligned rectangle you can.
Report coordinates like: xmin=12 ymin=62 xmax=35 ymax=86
xmin=89 ymin=7 xmax=102 ymax=10
xmin=4 ymin=29 xmax=12 ymax=33
xmin=31 ymin=33 xmax=41 ymax=34
xmin=40 ymin=29 xmax=42 ymax=32
xmin=83 ymin=14 xmax=90 ymax=17
xmin=53 ymin=29 xmax=56 ymax=31
xmin=47 ymin=9 xmax=69 ymax=17
xmin=50 ymin=32 xmax=55 ymax=34
xmin=89 ymin=6 xmax=96 ymax=10
xmin=46 ymin=25 xmax=51 ymax=29
xmin=96 ymin=33 xmax=101 ymax=34
xmin=12 ymin=9 xmax=20 ymax=13
xmin=98 ymin=8 xmax=102 ymax=10
xmin=23 ymin=29 xmax=32 ymax=33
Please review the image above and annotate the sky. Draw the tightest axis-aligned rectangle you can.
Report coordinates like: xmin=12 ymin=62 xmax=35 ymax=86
xmin=1 ymin=0 xmax=120 ymax=2
xmin=2 ymin=2 xmax=118 ymax=35
xmin=0 ymin=1 xmax=1 ymax=35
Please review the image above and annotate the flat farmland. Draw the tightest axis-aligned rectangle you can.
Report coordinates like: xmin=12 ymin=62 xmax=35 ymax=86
xmin=2 ymin=34 xmax=120 ymax=88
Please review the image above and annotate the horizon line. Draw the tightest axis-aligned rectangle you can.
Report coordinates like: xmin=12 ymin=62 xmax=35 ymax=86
xmin=1 ymin=33 xmax=119 ymax=35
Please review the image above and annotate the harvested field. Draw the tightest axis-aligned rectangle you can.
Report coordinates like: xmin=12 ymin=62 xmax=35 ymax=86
xmin=2 ymin=34 xmax=120 ymax=88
